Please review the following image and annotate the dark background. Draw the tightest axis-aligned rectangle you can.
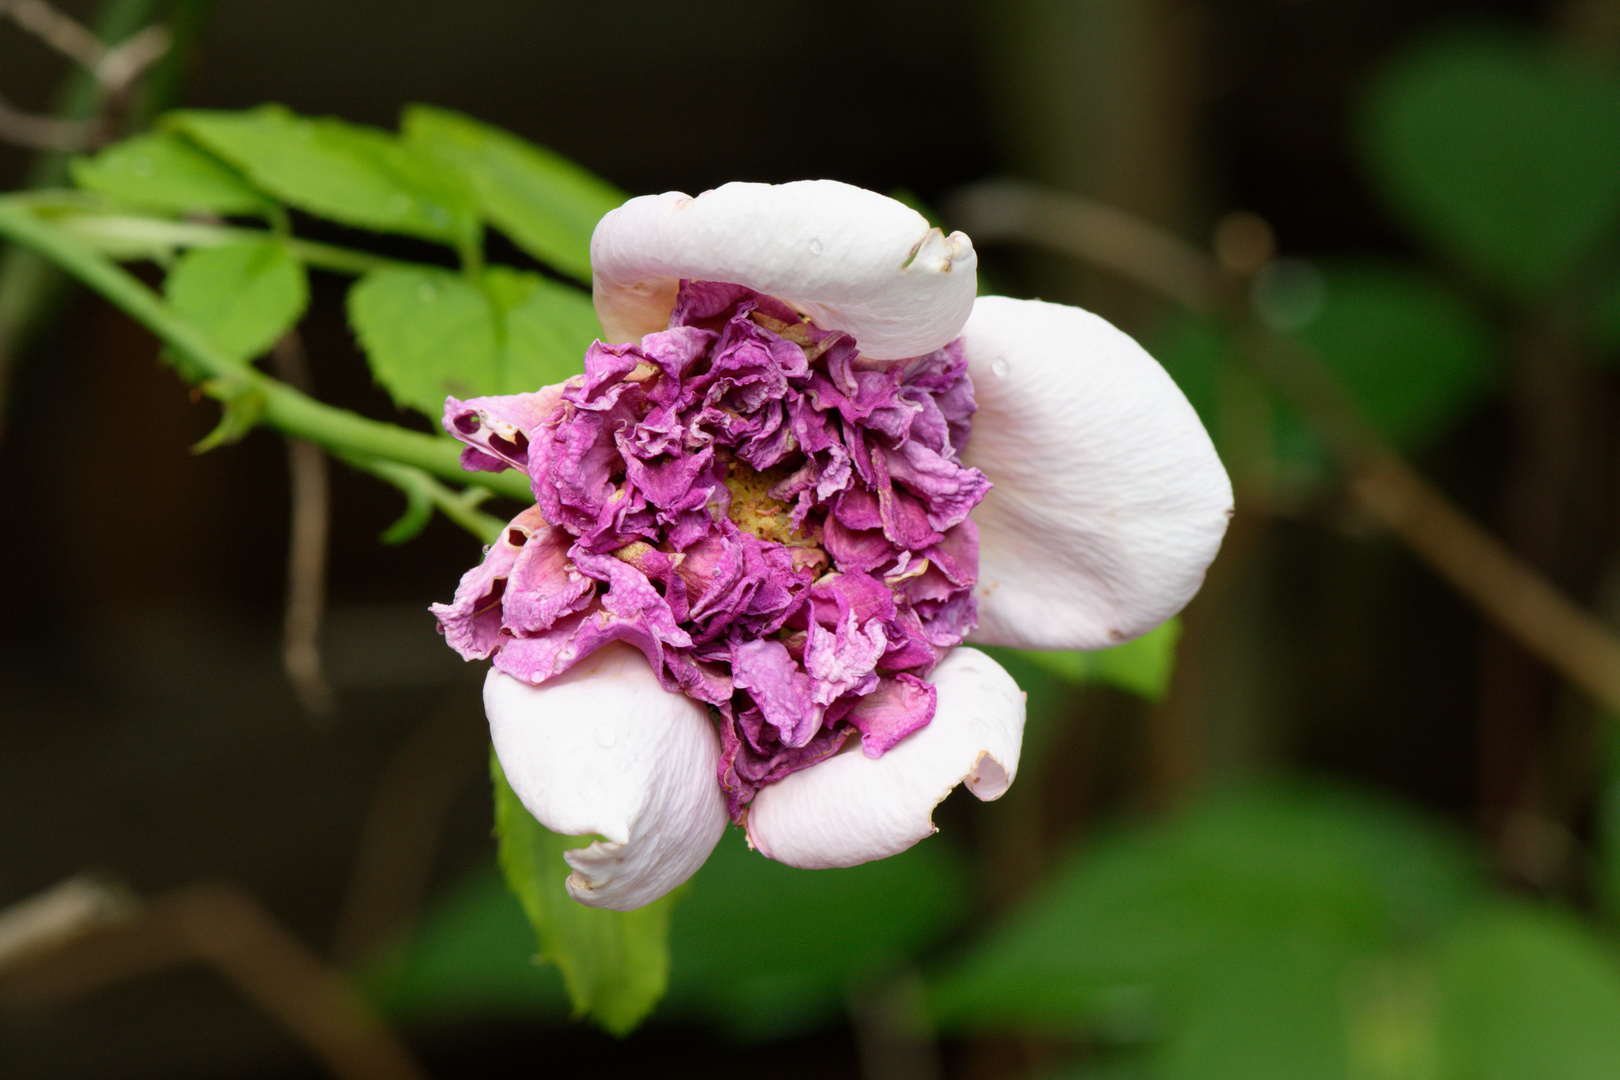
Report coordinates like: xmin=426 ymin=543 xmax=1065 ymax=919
xmin=0 ymin=0 xmax=1595 ymax=1077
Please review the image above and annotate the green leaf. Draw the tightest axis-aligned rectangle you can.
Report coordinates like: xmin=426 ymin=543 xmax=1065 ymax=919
xmin=492 ymin=754 xmax=677 ymax=1035
xmin=927 ymin=785 xmax=1480 ymax=1038
xmin=348 ymin=264 xmax=598 ymax=416
xmin=166 ymin=240 xmax=308 ymax=362
xmin=70 ymin=130 xmax=273 ymax=217
xmin=1016 ymin=619 xmax=1182 ymax=702
xmin=402 ymin=105 xmax=624 ymax=284
xmin=1600 ymin=722 xmax=1620 ymax=925
xmin=1359 ymin=33 xmax=1620 ymax=297
xmin=1435 ymin=903 xmax=1620 ymax=1080
xmin=378 ymin=483 xmax=434 ymax=545
xmin=664 ymin=828 xmax=973 ymax=1040
xmin=169 ymin=105 xmax=480 ymax=251
xmin=362 ymin=864 xmax=571 ymax=1023
xmin=191 ymin=377 xmax=268 ymax=453
xmin=365 ymin=823 xmax=971 ymax=1041
xmin=1152 ymin=261 xmax=1497 ymax=499
xmin=1297 ymin=261 xmax=1498 ymax=450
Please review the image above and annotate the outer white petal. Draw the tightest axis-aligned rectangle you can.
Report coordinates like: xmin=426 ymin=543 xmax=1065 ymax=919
xmin=745 ymin=647 xmax=1023 ymax=869
xmin=962 ymin=296 xmax=1233 ymax=651
xmin=591 ymin=180 xmax=977 ymax=360
xmin=486 ymin=643 xmax=727 ymax=911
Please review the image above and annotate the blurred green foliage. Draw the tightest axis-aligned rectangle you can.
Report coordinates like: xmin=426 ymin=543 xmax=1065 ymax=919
xmin=928 ymin=787 xmax=1620 ymax=1080
xmin=492 ymin=755 xmax=678 ymax=1035
xmin=369 ymin=824 xmax=973 ymax=1040
xmin=1359 ymin=33 xmax=1620 ymax=300
xmin=19 ymin=24 xmax=1620 ymax=1067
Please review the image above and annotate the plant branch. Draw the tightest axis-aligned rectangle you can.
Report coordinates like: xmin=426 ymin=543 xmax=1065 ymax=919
xmin=0 ymin=197 xmax=532 ymax=502
xmin=0 ymin=0 xmax=168 ymax=435
xmin=0 ymin=880 xmax=431 ymax=1080
xmin=0 ymin=95 xmax=95 ymax=151
xmin=271 ymin=331 xmax=336 ymax=722
xmin=947 ymin=178 xmax=1620 ymax=715
xmin=343 ymin=453 xmax=507 ymax=544
xmin=2 ymin=0 xmax=110 ymax=72
xmin=38 ymin=205 xmax=410 ymax=275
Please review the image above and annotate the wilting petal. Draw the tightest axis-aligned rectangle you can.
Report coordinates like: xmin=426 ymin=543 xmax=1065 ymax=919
xmin=961 ymin=296 xmax=1232 ymax=650
xmin=745 ymin=647 xmax=1023 ymax=868
xmin=486 ymin=643 xmax=728 ymax=911
xmin=591 ymin=181 xmax=977 ymax=360
xmin=443 ymin=386 xmax=566 ymax=475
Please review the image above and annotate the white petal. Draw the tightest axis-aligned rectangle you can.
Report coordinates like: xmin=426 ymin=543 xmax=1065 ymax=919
xmin=591 ymin=180 xmax=977 ymax=360
xmin=962 ymin=296 xmax=1233 ymax=650
xmin=745 ymin=647 xmax=1023 ymax=869
xmin=486 ymin=643 xmax=728 ymax=911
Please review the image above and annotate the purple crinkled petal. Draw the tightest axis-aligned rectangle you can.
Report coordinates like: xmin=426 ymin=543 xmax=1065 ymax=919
xmin=431 ymin=504 xmax=549 ymax=659
xmin=731 ymin=637 xmax=820 ymax=747
xmin=442 ymin=387 xmax=566 ymax=475
xmin=847 ymin=673 xmax=937 ymax=756
xmin=437 ymin=279 xmax=991 ymax=817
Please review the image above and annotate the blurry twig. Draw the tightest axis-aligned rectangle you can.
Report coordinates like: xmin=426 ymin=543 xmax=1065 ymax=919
xmin=850 ymin=972 xmax=942 ymax=1080
xmin=948 ymin=178 xmax=1620 ymax=715
xmin=0 ymin=95 xmax=95 ymax=151
xmin=1 ymin=0 xmax=171 ymax=94
xmin=270 ymin=331 xmax=336 ymax=722
xmin=0 ymin=876 xmax=139 ymax=975
xmin=331 ymin=692 xmax=489 ymax=966
xmin=0 ymin=880 xmax=431 ymax=1080
xmin=0 ymin=0 xmax=171 ymax=436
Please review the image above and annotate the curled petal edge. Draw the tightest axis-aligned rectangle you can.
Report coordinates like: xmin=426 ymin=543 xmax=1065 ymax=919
xmin=744 ymin=646 xmax=1024 ymax=869
xmin=486 ymin=643 xmax=728 ymax=911
xmin=960 ymin=295 xmax=1233 ymax=651
xmin=591 ymin=180 xmax=978 ymax=360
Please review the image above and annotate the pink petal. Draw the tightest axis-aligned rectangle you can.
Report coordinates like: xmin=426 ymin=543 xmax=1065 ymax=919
xmin=744 ymin=646 xmax=1024 ymax=868
xmin=591 ymin=181 xmax=977 ymax=360
xmin=961 ymin=296 xmax=1233 ymax=650
xmin=486 ymin=643 xmax=728 ymax=910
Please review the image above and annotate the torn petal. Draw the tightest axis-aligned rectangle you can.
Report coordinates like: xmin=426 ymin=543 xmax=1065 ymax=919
xmin=443 ymin=386 xmax=567 ymax=476
xmin=961 ymin=296 xmax=1233 ymax=650
xmin=591 ymin=181 xmax=977 ymax=360
xmin=745 ymin=646 xmax=1023 ymax=869
xmin=486 ymin=643 xmax=728 ymax=910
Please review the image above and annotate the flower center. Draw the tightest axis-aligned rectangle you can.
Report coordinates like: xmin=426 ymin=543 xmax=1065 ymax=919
xmin=436 ymin=280 xmax=991 ymax=822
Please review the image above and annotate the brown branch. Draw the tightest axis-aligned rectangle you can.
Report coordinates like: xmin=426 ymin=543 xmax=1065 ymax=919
xmin=947 ymin=178 xmax=1620 ymax=715
xmin=94 ymin=24 xmax=172 ymax=94
xmin=0 ymin=881 xmax=430 ymax=1080
xmin=330 ymin=692 xmax=488 ymax=966
xmin=271 ymin=332 xmax=337 ymax=722
xmin=0 ymin=94 xmax=94 ymax=151
xmin=0 ymin=876 xmax=139 ymax=975
xmin=1 ymin=0 xmax=107 ymax=71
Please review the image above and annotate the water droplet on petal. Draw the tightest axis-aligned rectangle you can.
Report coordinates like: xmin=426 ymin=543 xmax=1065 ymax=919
xmin=808 ymin=237 xmax=822 ymax=256
xmin=991 ymin=358 xmax=1010 ymax=377
xmin=593 ymin=723 xmax=616 ymax=748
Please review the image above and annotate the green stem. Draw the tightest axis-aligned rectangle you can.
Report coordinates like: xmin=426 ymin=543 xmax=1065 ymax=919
xmin=0 ymin=199 xmax=531 ymax=502
xmin=21 ymin=202 xmax=410 ymax=276
xmin=345 ymin=454 xmax=506 ymax=544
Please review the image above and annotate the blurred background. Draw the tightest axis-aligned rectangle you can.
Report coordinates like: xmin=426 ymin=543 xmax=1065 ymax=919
xmin=5 ymin=0 xmax=1620 ymax=1077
